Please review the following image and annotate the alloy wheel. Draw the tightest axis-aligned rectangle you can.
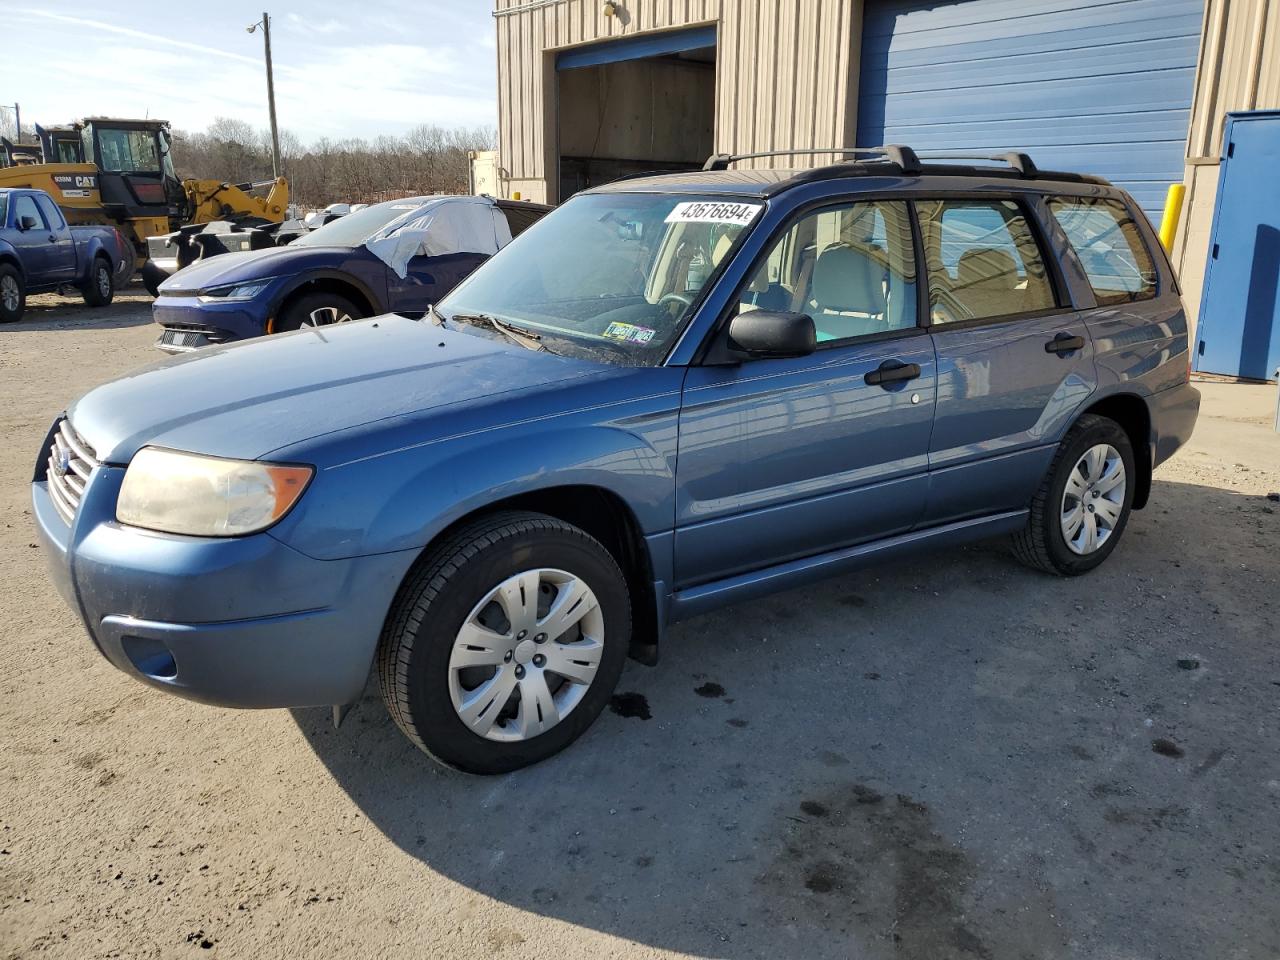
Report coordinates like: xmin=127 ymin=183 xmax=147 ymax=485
xmin=448 ymin=568 xmax=604 ymax=742
xmin=97 ymin=265 xmax=110 ymax=299
xmin=1 ymin=275 xmax=18 ymax=312
xmin=1060 ymin=443 xmax=1126 ymax=555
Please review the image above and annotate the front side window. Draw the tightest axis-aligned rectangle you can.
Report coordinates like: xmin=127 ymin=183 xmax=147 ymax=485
xmin=440 ymin=193 xmax=762 ymax=365
xmin=737 ymin=200 xmax=918 ymax=343
xmin=96 ymin=128 xmax=161 ymax=173
xmin=12 ymin=195 xmax=44 ymax=230
xmin=918 ymin=199 xmax=1056 ymax=324
xmin=35 ymin=195 xmax=65 ymax=230
xmin=1049 ymin=197 xmax=1157 ymax=305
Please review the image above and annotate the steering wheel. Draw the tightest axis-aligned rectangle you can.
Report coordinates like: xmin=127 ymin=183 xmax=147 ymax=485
xmin=658 ymin=292 xmax=694 ymax=309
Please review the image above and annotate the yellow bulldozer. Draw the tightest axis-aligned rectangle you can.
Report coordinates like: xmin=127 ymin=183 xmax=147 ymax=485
xmin=0 ymin=117 xmax=289 ymax=293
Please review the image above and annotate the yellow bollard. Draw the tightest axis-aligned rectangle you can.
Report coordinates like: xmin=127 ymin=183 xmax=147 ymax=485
xmin=1159 ymin=183 xmax=1186 ymax=252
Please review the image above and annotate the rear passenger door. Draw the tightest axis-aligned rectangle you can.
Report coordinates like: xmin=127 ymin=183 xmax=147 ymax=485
xmin=919 ymin=197 xmax=1096 ymax=525
xmin=675 ymin=199 xmax=936 ymax=585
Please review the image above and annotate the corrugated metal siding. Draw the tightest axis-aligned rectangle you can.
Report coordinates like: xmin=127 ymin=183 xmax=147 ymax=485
xmin=1174 ymin=0 xmax=1279 ymax=331
xmin=857 ymin=0 xmax=1203 ymax=217
xmin=493 ymin=0 xmax=860 ymax=198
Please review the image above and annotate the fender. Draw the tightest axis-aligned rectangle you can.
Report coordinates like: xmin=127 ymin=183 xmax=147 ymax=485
xmin=267 ymin=379 xmax=685 ymax=564
xmin=266 ymin=267 xmax=385 ymax=320
xmin=0 ymin=242 xmax=24 ymax=282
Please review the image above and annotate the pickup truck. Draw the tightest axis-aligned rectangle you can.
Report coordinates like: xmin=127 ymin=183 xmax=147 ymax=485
xmin=0 ymin=188 xmax=132 ymax=323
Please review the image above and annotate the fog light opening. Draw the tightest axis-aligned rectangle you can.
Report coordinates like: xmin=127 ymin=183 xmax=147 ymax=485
xmin=121 ymin=635 xmax=178 ymax=680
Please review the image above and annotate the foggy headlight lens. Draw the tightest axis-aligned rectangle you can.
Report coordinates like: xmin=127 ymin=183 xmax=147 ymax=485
xmin=117 ymin=448 xmax=313 ymax=536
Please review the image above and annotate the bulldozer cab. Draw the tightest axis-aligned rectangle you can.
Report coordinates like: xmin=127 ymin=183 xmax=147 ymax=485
xmin=81 ymin=118 xmax=186 ymax=223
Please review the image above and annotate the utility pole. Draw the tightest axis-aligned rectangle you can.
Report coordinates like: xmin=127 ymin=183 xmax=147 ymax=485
xmin=9 ymin=103 xmax=20 ymax=143
xmin=247 ymin=13 xmax=282 ymax=178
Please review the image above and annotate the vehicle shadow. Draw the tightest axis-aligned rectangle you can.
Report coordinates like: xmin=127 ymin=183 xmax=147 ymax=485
xmin=293 ymin=478 xmax=1279 ymax=959
xmin=11 ymin=309 xmax=153 ymax=332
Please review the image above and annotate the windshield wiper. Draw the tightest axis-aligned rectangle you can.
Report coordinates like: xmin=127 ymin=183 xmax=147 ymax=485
xmin=449 ymin=312 xmax=545 ymax=352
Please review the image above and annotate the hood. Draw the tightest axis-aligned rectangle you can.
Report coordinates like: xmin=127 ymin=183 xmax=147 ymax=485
xmin=157 ymin=245 xmax=351 ymax=294
xmin=68 ymin=315 xmax=606 ymax=464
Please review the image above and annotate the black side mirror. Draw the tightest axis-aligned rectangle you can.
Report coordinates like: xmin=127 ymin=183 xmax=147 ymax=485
xmin=726 ymin=310 xmax=816 ymax=359
xmin=18 ymin=215 xmax=38 ymax=231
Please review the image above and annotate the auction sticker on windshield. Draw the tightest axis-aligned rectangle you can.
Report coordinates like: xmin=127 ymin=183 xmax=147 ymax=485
xmin=664 ymin=201 xmax=762 ymax=226
xmin=603 ymin=321 xmax=656 ymax=344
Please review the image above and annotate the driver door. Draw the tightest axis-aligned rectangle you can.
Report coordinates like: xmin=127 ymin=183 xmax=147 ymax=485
xmin=675 ymin=199 xmax=937 ymax=586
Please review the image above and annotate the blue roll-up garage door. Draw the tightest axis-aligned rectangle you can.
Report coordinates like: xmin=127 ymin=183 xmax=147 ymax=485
xmin=857 ymin=0 xmax=1204 ymax=217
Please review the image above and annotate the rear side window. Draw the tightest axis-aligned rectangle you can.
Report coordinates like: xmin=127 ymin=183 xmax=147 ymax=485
xmin=917 ymin=199 xmax=1057 ymax=325
xmin=35 ymin=195 xmax=65 ymax=230
xmin=1049 ymin=197 xmax=1157 ymax=305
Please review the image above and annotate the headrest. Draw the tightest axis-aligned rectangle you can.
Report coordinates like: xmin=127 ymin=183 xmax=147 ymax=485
xmin=812 ymin=244 xmax=886 ymax=314
xmin=956 ymin=248 xmax=1019 ymax=290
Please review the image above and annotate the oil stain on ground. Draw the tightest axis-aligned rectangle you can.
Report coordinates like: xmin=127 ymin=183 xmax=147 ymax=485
xmin=694 ymin=681 xmax=725 ymax=698
xmin=758 ymin=783 xmax=1063 ymax=958
xmin=608 ymin=692 xmax=650 ymax=720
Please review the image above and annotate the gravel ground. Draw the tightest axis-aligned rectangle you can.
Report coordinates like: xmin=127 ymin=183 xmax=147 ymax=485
xmin=1 ymin=292 xmax=1277 ymax=960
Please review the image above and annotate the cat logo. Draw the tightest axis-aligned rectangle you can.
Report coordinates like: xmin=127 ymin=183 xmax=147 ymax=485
xmin=50 ymin=173 xmax=98 ymax=199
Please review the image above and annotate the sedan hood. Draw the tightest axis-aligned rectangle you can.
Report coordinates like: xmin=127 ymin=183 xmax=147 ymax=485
xmin=68 ymin=315 xmax=605 ymax=464
xmin=157 ymin=245 xmax=350 ymax=294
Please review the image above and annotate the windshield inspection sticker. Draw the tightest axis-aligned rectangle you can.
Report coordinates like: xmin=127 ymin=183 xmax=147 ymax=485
xmin=665 ymin=201 xmax=762 ymax=226
xmin=603 ymin=322 xmax=656 ymax=344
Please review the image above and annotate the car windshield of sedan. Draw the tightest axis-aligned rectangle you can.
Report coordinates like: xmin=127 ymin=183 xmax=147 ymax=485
xmin=438 ymin=192 xmax=763 ymax=365
xmin=292 ymin=199 xmax=429 ymax=248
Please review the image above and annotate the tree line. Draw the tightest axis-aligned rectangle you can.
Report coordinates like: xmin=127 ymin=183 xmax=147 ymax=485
xmin=170 ymin=117 xmax=496 ymax=212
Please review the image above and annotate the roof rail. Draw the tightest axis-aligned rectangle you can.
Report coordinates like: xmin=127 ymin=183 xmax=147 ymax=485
xmin=913 ymin=151 xmax=1039 ymax=176
xmin=703 ymin=145 xmax=922 ymax=175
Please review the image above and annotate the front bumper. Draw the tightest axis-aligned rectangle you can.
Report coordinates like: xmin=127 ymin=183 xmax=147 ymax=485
xmin=152 ymin=294 xmax=268 ymax=352
xmin=33 ymin=456 xmax=418 ymax=709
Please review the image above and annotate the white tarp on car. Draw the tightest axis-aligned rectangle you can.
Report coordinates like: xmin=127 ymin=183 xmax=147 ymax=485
xmin=363 ymin=196 xmax=512 ymax=279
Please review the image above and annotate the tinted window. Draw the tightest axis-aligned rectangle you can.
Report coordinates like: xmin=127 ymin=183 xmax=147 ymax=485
xmin=917 ymin=199 xmax=1056 ymax=324
xmin=0 ymin=194 xmax=7 ymax=227
xmin=738 ymin=200 xmax=918 ymax=343
xmin=35 ymin=195 xmax=65 ymax=229
xmin=13 ymin=195 xmax=44 ymax=229
xmin=1049 ymin=197 xmax=1157 ymax=305
xmin=500 ymin=205 xmax=545 ymax=237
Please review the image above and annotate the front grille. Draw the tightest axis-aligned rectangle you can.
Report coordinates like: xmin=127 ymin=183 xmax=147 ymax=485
xmin=46 ymin=419 xmax=99 ymax=524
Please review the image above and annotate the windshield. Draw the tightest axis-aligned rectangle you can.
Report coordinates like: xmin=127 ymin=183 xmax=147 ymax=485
xmin=438 ymin=192 xmax=763 ymax=366
xmin=95 ymin=127 xmax=162 ymax=173
xmin=293 ymin=199 xmax=428 ymax=247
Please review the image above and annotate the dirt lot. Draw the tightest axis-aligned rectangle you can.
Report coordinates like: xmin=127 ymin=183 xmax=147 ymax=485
xmin=1 ymin=291 xmax=1277 ymax=960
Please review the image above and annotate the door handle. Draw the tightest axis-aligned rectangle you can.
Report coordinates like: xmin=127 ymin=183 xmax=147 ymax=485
xmin=47 ymin=235 xmax=57 ymax=243
xmin=1045 ymin=332 xmax=1085 ymax=354
xmin=864 ymin=360 xmax=921 ymax=386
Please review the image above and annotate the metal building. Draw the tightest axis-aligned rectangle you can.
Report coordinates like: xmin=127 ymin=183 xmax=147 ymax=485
xmin=491 ymin=0 xmax=1280 ymax=378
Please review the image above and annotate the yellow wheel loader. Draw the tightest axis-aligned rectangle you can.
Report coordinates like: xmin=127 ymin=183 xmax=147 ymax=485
xmin=0 ymin=118 xmax=289 ymax=293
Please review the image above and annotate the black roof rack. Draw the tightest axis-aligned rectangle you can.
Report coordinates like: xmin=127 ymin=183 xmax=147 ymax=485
xmin=703 ymin=145 xmax=922 ymax=175
xmin=702 ymin=145 xmax=1048 ymax=178
xmin=913 ymin=151 xmax=1039 ymax=176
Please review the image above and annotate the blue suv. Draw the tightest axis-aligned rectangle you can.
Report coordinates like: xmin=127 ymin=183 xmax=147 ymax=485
xmin=33 ymin=146 xmax=1200 ymax=773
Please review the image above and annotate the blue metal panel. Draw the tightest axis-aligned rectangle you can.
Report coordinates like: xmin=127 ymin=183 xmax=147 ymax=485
xmin=556 ymin=25 xmax=716 ymax=71
xmin=857 ymin=0 xmax=1203 ymax=217
xmin=1194 ymin=111 xmax=1280 ymax=381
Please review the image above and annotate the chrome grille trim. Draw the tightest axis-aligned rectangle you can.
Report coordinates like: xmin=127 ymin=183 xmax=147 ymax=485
xmin=46 ymin=419 xmax=99 ymax=524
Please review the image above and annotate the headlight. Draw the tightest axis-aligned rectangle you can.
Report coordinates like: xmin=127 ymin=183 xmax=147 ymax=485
xmin=117 ymin=448 xmax=313 ymax=537
xmin=197 ymin=279 xmax=271 ymax=302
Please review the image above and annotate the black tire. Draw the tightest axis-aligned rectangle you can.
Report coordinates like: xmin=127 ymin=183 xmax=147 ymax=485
xmin=81 ymin=256 xmax=114 ymax=307
xmin=274 ymin=291 xmax=363 ymax=333
xmin=377 ymin=511 xmax=632 ymax=774
xmin=141 ymin=260 xmax=169 ymax=298
xmin=0 ymin=263 xmax=23 ymax=323
xmin=1012 ymin=414 xmax=1136 ymax=576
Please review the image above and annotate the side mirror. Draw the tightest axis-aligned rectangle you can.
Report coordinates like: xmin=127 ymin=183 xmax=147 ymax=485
xmin=726 ymin=310 xmax=816 ymax=359
xmin=18 ymin=215 xmax=38 ymax=231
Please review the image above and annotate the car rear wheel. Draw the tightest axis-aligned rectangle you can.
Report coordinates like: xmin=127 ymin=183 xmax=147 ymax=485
xmin=0 ymin=264 xmax=23 ymax=323
xmin=377 ymin=511 xmax=631 ymax=774
xmin=274 ymin=291 xmax=363 ymax=333
xmin=1013 ymin=414 xmax=1136 ymax=576
xmin=81 ymin=256 xmax=114 ymax=307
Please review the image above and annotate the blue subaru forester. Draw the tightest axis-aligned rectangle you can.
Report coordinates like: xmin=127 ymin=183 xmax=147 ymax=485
xmin=34 ymin=146 xmax=1199 ymax=773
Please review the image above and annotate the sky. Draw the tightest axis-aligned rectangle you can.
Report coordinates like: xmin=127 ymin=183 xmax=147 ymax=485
xmin=1 ymin=1 xmax=499 ymax=143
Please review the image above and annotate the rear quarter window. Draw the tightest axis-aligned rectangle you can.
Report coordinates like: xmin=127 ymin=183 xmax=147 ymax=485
xmin=1048 ymin=197 xmax=1157 ymax=306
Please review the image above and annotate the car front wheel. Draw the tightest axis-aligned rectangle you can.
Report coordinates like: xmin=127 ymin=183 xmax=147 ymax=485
xmin=377 ymin=511 xmax=631 ymax=774
xmin=1013 ymin=413 xmax=1136 ymax=576
xmin=0 ymin=263 xmax=25 ymax=323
